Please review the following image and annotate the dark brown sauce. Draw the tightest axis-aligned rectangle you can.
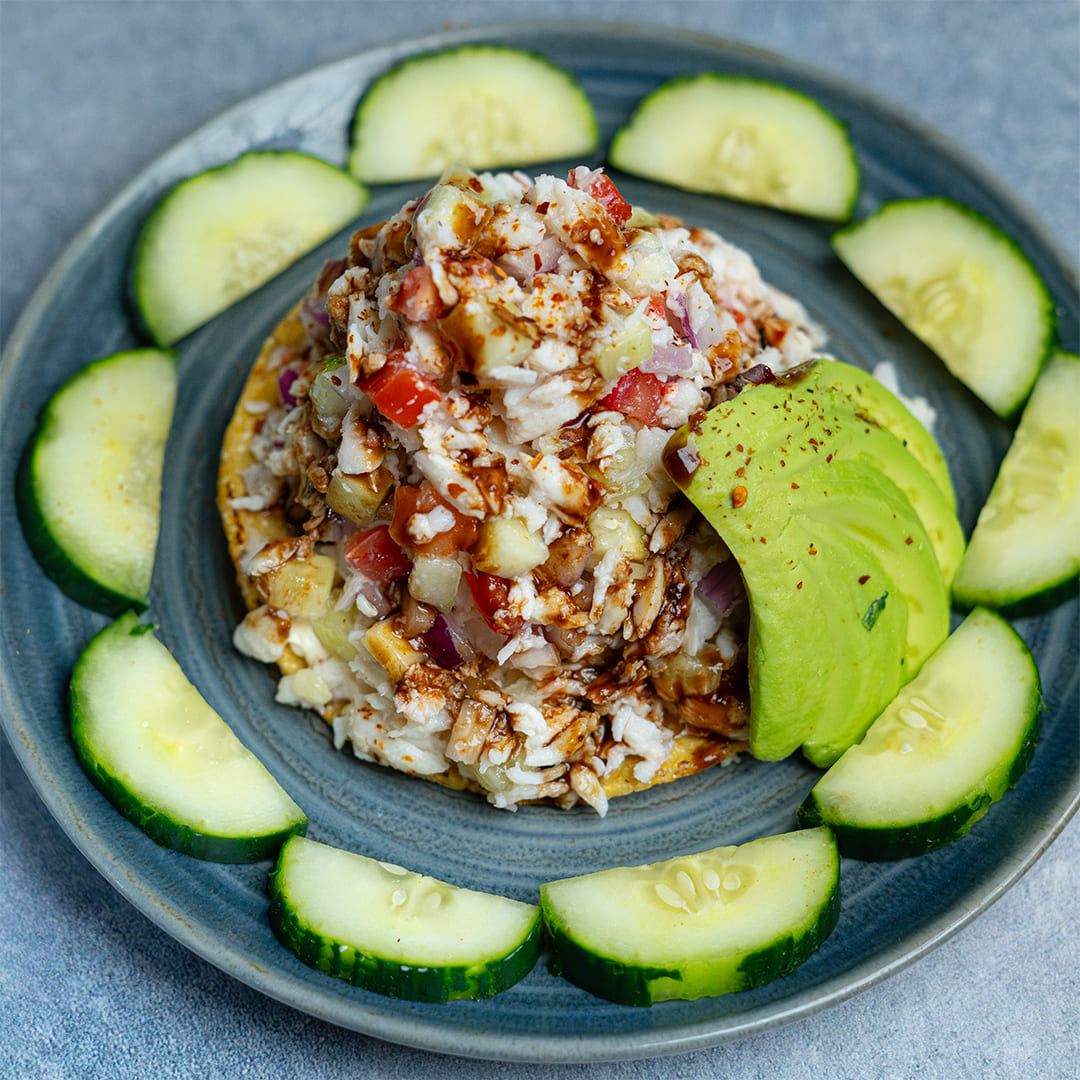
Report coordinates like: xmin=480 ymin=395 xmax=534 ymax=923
xmin=662 ymin=431 xmax=702 ymax=489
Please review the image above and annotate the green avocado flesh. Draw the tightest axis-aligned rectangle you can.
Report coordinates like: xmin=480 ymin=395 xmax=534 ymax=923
xmin=667 ymin=360 xmax=957 ymax=766
xmin=796 ymin=359 xmax=956 ymax=510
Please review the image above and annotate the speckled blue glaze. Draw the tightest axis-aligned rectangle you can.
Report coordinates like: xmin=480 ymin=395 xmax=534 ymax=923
xmin=1 ymin=23 xmax=1076 ymax=1064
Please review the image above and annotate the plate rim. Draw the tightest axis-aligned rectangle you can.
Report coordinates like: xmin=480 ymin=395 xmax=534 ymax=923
xmin=2 ymin=19 xmax=1078 ymax=1064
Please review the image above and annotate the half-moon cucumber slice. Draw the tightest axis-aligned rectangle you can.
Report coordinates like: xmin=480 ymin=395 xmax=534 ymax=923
xmin=16 ymin=348 xmax=176 ymax=616
xmin=268 ymin=835 xmax=541 ymax=1001
xmin=348 ymin=45 xmax=598 ymax=183
xmin=132 ymin=150 xmax=369 ymax=346
xmin=610 ymin=74 xmax=859 ymax=220
xmin=952 ymin=351 xmax=1080 ymax=615
xmin=833 ymin=198 xmax=1056 ymax=418
xmin=70 ymin=613 xmax=308 ymax=862
xmin=798 ymin=607 xmax=1041 ymax=860
xmin=540 ymin=828 xmax=840 ymax=1005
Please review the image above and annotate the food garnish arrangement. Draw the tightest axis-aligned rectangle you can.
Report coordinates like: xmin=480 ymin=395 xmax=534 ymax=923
xmin=16 ymin=44 xmax=1078 ymax=1008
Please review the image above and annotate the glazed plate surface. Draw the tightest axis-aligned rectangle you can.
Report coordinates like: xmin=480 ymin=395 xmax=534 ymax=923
xmin=1 ymin=23 xmax=1076 ymax=1063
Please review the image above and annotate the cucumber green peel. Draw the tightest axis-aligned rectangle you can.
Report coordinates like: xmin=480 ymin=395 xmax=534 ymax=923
xmin=132 ymin=150 xmax=369 ymax=346
xmin=348 ymin=45 xmax=598 ymax=183
xmin=16 ymin=348 xmax=177 ymax=616
xmin=268 ymin=835 xmax=541 ymax=1002
xmin=610 ymin=73 xmax=859 ymax=220
xmin=953 ymin=351 xmax=1080 ymax=616
xmin=70 ymin=613 xmax=308 ymax=862
xmin=798 ymin=607 xmax=1041 ymax=860
xmin=540 ymin=828 xmax=840 ymax=1005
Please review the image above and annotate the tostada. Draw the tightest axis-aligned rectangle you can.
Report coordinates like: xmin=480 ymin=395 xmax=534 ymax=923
xmin=218 ymin=166 xmax=826 ymax=813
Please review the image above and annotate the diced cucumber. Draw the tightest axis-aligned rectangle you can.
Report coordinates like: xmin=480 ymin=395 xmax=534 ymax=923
xmin=609 ymin=74 xmax=859 ymax=220
xmin=347 ymin=45 xmax=599 ymax=183
xmin=70 ymin=613 xmax=308 ymax=862
xmin=540 ymin=828 xmax=840 ymax=1005
xmin=952 ymin=351 xmax=1080 ymax=615
xmin=132 ymin=151 xmax=369 ymax=346
xmin=797 ymin=608 xmax=1041 ymax=860
xmin=268 ymin=835 xmax=541 ymax=1002
xmin=833 ymin=198 xmax=1056 ymax=418
xmin=16 ymin=349 xmax=176 ymax=616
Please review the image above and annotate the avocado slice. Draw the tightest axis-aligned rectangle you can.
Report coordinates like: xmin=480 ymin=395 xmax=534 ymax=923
xmin=740 ymin=465 xmax=912 ymax=763
xmin=666 ymin=368 xmax=955 ymax=766
xmin=799 ymin=359 xmax=956 ymax=509
xmin=785 ymin=362 xmax=963 ymax=585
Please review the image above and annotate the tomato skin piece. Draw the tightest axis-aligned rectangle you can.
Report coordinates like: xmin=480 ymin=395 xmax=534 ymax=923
xmin=357 ymin=352 xmax=442 ymax=428
xmin=600 ymin=368 xmax=666 ymax=425
xmin=390 ymin=485 xmax=479 ymax=557
xmin=385 ymin=265 xmax=450 ymax=321
xmin=641 ymin=295 xmax=667 ymax=323
xmin=343 ymin=524 xmax=412 ymax=586
xmin=585 ymin=173 xmax=632 ymax=226
xmin=465 ymin=572 xmax=525 ymax=636
xmin=568 ymin=168 xmax=633 ymax=227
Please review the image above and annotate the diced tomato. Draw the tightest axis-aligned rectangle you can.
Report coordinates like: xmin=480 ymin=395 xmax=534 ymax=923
xmin=385 ymin=264 xmax=450 ymax=322
xmin=389 ymin=484 xmax=478 ymax=557
xmin=569 ymin=169 xmax=633 ymax=227
xmin=600 ymin=367 xmax=666 ymax=425
xmin=587 ymin=173 xmax=632 ymax=226
xmin=465 ymin=571 xmax=525 ymax=637
xmin=357 ymin=351 xmax=441 ymax=428
xmin=343 ymin=524 xmax=412 ymax=586
xmin=641 ymin=295 xmax=667 ymax=324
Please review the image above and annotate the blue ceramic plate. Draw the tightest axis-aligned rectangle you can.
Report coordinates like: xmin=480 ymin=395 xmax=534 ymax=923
xmin=1 ymin=23 xmax=1077 ymax=1063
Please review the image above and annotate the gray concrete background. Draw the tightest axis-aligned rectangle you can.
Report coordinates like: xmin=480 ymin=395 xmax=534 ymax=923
xmin=2 ymin=2 xmax=1077 ymax=1077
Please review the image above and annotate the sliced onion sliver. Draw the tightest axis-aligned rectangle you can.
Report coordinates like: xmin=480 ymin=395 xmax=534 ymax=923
xmin=689 ymin=308 xmax=728 ymax=351
xmin=510 ymin=642 xmax=560 ymax=676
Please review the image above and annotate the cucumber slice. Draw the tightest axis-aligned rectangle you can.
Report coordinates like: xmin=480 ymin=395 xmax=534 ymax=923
xmin=347 ymin=45 xmax=599 ymax=183
xmin=953 ymin=351 xmax=1080 ymax=615
xmin=16 ymin=349 xmax=176 ymax=616
xmin=798 ymin=608 xmax=1041 ymax=860
xmin=832 ymin=198 xmax=1056 ymax=418
xmin=609 ymin=74 xmax=859 ymax=220
xmin=70 ymin=613 xmax=308 ymax=862
xmin=268 ymin=835 xmax=541 ymax=1002
xmin=132 ymin=151 xmax=369 ymax=346
xmin=540 ymin=828 xmax=840 ymax=1005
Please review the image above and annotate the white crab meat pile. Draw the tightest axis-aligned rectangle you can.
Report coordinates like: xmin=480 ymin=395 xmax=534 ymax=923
xmin=230 ymin=166 xmax=825 ymax=813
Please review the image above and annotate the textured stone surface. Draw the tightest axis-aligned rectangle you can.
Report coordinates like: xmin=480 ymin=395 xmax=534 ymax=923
xmin=2 ymin=2 xmax=1077 ymax=1078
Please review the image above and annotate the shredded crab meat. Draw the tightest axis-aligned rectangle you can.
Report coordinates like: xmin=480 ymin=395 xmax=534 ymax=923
xmin=229 ymin=166 xmax=828 ymax=812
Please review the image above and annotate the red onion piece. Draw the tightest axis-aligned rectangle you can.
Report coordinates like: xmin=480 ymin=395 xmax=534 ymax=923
xmin=641 ymin=340 xmax=693 ymax=376
xmin=278 ymin=368 xmax=300 ymax=408
xmin=671 ymin=290 xmax=727 ymax=352
xmin=670 ymin=292 xmax=691 ymax=336
xmin=315 ymin=257 xmax=347 ymax=295
xmin=498 ymin=236 xmax=564 ymax=285
xmin=698 ymin=559 xmax=745 ymax=615
xmin=422 ymin=616 xmax=465 ymax=669
xmin=299 ymin=298 xmax=331 ymax=343
xmin=689 ymin=308 xmax=728 ymax=351
xmin=733 ymin=364 xmax=776 ymax=388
